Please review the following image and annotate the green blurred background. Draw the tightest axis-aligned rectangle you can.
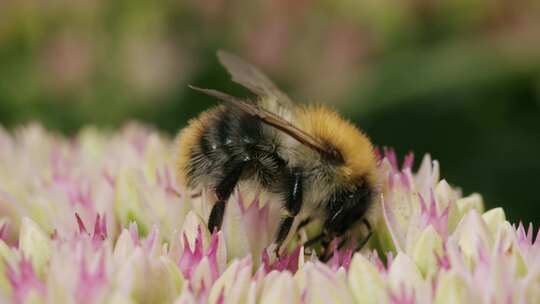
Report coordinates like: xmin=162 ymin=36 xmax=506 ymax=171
xmin=0 ymin=0 xmax=539 ymax=223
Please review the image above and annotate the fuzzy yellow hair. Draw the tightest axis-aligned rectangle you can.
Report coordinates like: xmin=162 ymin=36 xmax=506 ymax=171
xmin=296 ymin=106 xmax=377 ymax=185
xmin=175 ymin=108 xmax=220 ymax=188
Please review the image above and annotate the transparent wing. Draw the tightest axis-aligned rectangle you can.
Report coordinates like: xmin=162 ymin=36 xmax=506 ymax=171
xmin=217 ymin=50 xmax=294 ymax=108
xmin=188 ymin=85 xmax=340 ymax=160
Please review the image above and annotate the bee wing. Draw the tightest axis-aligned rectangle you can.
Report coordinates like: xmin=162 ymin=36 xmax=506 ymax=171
xmin=217 ymin=50 xmax=293 ymax=108
xmin=189 ymin=85 xmax=340 ymax=160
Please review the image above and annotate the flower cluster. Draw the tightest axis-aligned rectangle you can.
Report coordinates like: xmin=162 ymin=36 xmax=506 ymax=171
xmin=0 ymin=124 xmax=538 ymax=303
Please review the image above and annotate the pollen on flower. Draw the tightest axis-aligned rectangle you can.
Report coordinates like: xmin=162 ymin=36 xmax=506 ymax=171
xmin=0 ymin=125 xmax=537 ymax=303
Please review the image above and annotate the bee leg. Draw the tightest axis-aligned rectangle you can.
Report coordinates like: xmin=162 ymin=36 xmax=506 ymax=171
xmin=208 ymin=158 xmax=249 ymax=232
xmin=275 ymin=169 xmax=303 ymax=253
xmin=354 ymin=219 xmax=373 ymax=252
xmin=320 ymin=238 xmax=333 ymax=262
xmin=304 ymin=233 xmax=325 ymax=248
xmin=303 ymin=233 xmax=326 ymax=256
xmin=337 ymin=237 xmax=350 ymax=250
xmin=274 ymin=217 xmax=294 ymax=257
xmin=297 ymin=217 xmax=312 ymax=230
xmin=315 ymin=235 xmax=351 ymax=262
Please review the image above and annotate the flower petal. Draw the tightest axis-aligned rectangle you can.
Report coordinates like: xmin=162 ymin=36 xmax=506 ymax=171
xmin=456 ymin=193 xmax=484 ymax=215
xmin=412 ymin=225 xmax=444 ymax=276
xmin=481 ymin=208 xmax=506 ymax=236
xmin=388 ymin=252 xmax=426 ymax=300
xmin=433 ymin=272 xmax=471 ymax=304
xmin=348 ymin=254 xmax=388 ymax=304
xmin=259 ymin=271 xmax=300 ymax=304
xmin=301 ymin=262 xmax=354 ymax=304
xmin=208 ymin=257 xmax=252 ymax=304
xmin=19 ymin=218 xmax=51 ymax=277
xmin=453 ymin=209 xmax=492 ymax=268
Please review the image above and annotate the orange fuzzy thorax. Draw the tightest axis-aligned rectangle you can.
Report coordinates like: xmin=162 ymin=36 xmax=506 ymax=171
xmin=296 ymin=106 xmax=377 ymax=185
xmin=175 ymin=107 xmax=221 ymax=188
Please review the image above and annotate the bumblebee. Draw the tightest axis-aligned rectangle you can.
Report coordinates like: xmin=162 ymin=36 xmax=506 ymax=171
xmin=175 ymin=51 xmax=377 ymax=256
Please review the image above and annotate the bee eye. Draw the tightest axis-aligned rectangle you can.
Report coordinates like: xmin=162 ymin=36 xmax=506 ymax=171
xmin=348 ymin=194 xmax=355 ymax=199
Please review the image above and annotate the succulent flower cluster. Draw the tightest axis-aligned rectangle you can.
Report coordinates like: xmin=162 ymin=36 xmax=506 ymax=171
xmin=0 ymin=124 xmax=538 ymax=303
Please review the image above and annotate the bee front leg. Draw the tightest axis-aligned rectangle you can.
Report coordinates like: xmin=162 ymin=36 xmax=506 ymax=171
xmin=302 ymin=232 xmax=329 ymax=256
xmin=208 ymin=157 xmax=250 ymax=232
xmin=304 ymin=232 xmax=325 ymax=248
xmin=274 ymin=169 xmax=303 ymax=255
xmin=353 ymin=219 xmax=373 ymax=252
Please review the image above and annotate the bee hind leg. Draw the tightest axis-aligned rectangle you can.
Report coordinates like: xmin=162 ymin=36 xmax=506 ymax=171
xmin=353 ymin=219 xmax=373 ymax=252
xmin=208 ymin=157 xmax=250 ymax=233
xmin=297 ymin=217 xmax=312 ymax=230
xmin=274 ymin=169 xmax=303 ymax=255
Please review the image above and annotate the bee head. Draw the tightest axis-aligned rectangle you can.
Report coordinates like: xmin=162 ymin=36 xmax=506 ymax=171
xmin=323 ymin=178 xmax=373 ymax=236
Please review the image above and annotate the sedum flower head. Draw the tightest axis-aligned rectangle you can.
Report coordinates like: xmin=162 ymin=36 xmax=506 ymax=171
xmin=0 ymin=124 xmax=538 ymax=303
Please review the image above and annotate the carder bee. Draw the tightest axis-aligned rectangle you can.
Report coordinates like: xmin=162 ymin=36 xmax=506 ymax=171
xmin=175 ymin=51 xmax=378 ymax=258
